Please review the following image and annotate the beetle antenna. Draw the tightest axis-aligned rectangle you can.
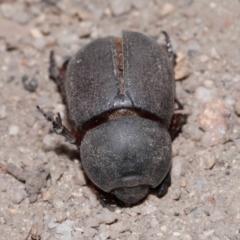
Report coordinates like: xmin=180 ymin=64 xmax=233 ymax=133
xmin=162 ymin=31 xmax=177 ymax=64
xmin=36 ymin=105 xmax=77 ymax=145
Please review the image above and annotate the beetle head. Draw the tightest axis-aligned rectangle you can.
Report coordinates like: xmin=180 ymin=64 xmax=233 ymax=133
xmin=80 ymin=116 xmax=171 ymax=204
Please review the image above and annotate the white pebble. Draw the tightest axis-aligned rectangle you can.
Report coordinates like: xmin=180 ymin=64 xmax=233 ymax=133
xmin=82 ymin=186 xmax=99 ymax=208
xmin=194 ymin=86 xmax=217 ymax=103
xmin=0 ymin=106 xmax=6 ymax=119
xmin=209 ymin=2 xmax=216 ymax=8
xmin=109 ymin=0 xmax=131 ymax=16
xmin=99 ymin=230 xmax=110 ymax=240
xmin=171 ymin=156 xmax=186 ymax=178
xmin=8 ymin=125 xmax=19 ymax=136
xmin=30 ymin=28 xmax=43 ymax=38
xmin=43 ymin=134 xmax=56 ymax=149
xmin=0 ymin=3 xmax=14 ymax=18
xmin=160 ymin=3 xmax=175 ymax=17
xmin=197 ymin=150 xmax=216 ymax=169
xmin=96 ymin=210 xmax=118 ymax=224
xmin=173 ymin=232 xmax=181 ymax=236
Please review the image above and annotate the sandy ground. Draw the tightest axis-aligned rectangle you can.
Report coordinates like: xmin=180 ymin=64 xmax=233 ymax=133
xmin=0 ymin=0 xmax=240 ymax=239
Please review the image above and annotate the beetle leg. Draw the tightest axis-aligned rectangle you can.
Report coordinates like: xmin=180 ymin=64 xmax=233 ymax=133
xmin=98 ymin=194 xmax=118 ymax=212
xmin=49 ymin=51 xmax=71 ymax=100
xmin=162 ymin=31 xmax=177 ymax=65
xmin=90 ymin=186 xmax=118 ymax=211
xmin=156 ymin=171 xmax=171 ymax=197
xmin=168 ymin=99 xmax=187 ymax=139
xmin=36 ymin=105 xmax=78 ymax=145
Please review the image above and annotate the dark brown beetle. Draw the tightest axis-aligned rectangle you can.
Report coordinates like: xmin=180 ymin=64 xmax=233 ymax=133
xmin=37 ymin=31 xmax=186 ymax=206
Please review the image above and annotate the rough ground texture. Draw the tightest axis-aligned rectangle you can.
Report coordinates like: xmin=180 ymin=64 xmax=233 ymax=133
xmin=0 ymin=0 xmax=240 ymax=239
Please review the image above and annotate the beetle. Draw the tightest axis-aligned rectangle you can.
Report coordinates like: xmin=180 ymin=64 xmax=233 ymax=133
xmin=37 ymin=30 xmax=186 ymax=206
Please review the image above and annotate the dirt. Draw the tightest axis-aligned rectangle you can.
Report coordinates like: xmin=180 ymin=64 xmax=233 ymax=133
xmin=0 ymin=0 xmax=240 ymax=239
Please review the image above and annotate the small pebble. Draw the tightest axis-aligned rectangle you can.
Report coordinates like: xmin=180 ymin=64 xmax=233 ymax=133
xmin=200 ymin=55 xmax=209 ymax=63
xmin=142 ymin=204 xmax=157 ymax=215
xmin=203 ymin=196 xmax=216 ymax=215
xmin=96 ymin=210 xmax=118 ymax=224
xmin=85 ymin=217 xmax=100 ymax=228
xmin=185 ymin=206 xmax=199 ymax=218
xmin=8 ymin=125 xmax=19 ymax=136
xmin=30 ymin=28 xmax=43 ymax=38
xmin=93 ymin=235 xmax=101 ymax=240
xmin=110 ymin=220 xmax=131 ymax=239
xmin=40 ymin=23 xmax=51 ymax=35
xmin=173 ymin=232 xmax=181 ymax=236
xmin=161 ymin=226 xmax=167 ymax=232
xmin=183 ymin=234 xmax=192 ymax=240
xmin=189 ymin=191 xmax=196 ymax=197
xmin=43 ymin=134 xmax=56 ymax=150
xmin=204 ymin=229 xmax=215 ymax=237
xmin=109 ymin=0 xmax=131 ymax=16
xmin=32 ymin=38 xmax=47 ymax=51
xmin=182 ymin=124 xmax=203 ymax=141
xmin=199 ymin=99 xmax=232 ymax=147
xmin=48 ymin=218 xmax=58 ymax=229
xmin=99 ymin=230 xmax=110 ymax=240
xmin=55 ymin=220 xmax=74 ymax=234
xmin=52 ymin=199 xmax=64 ymax=209
xmin=197 ymin=150 xmax=216 ymax=169
xmin=57 ymin=34 xmax=79 ymax=47
xmin=168 ymin=180 xmax=181 ymax=200
xmin=82 ymin=186 xmax=99 ymax=208
xmin=42 ymin=187 xmax=56 ymax=202
xmin=182 ymin=8 xmax=196 ymax=18
xmin=186 ymin=41 xmax=201 ymax=56
xmin=12 ymin=5 xmax=31 ymax=24
xmin=25 ymin=115 xmax=35 ymax=127
xmin=0 ymin=106 xmax=7 ymax=119
xmin=194 ymin=86 xmax=218 ymax=103
xmin=174 ymin=53 xmax=190 ymax=80
xmin=55 ymin=212 xmax=68 ymax=224
xmin=11 ymin=187 xmax=26 ymax=204
xmin=234 ymin=99 xmax=240 ymax=116
xmin=209 ymin=2 xmax=217 ymax=8
xmin=0 ymin=3 xmax=14 ymax=19
xmin=210 ymin=211 xmax=225 ymax=222
xmin=211 ymin=48 xmax=220 ymax=60
xmin=160 ymin=3 xmax=174 ymax=17
xmin=181 ymin=178 xmax=186 ymax=187
xmin=22 ymin=74 xmax=38 ymax=92
xmin=74 ymin=169 xmax=87 ymax=186
xmin=83 ymin=227 xmax=98 ymax=238
xmin=131 ymin=0 xmax=148 ymax=9
xmin=224 ymin=97 xmax=235 ymax=107
xmin=203 ymin=80 xmax=214 ymax=88
xmin=171 ymin=156 xmax=186 ymax=178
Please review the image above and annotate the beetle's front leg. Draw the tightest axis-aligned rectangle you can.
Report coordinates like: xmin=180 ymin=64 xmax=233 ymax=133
xmin=162 ymin=31 xmax=177 ymax=65
xmin=49 ymin=51 xmax=71 ymax=100
xmin=36 ymin=106 xmax=78 ymax=145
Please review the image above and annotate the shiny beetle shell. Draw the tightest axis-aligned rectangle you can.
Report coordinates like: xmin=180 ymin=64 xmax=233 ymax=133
xmin=65 ymin=30 xmax=175 ymax=204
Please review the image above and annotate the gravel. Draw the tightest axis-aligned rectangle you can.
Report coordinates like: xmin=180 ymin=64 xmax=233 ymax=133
xmin=0 ymin=1 xmax=240 ymax=239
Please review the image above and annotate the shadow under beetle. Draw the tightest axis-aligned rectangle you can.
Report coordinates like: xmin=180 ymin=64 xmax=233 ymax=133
xmin=37 ymin=30 xmax=186 ymax=206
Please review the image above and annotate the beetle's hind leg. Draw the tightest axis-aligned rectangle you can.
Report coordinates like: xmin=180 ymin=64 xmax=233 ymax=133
xmin=49 ymin=51 xmax=71 ymax=101
xmin=155 ymin=171 xmax=171 ymax=197
xmin=162 ymin=31 xmax=177 ymax=65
